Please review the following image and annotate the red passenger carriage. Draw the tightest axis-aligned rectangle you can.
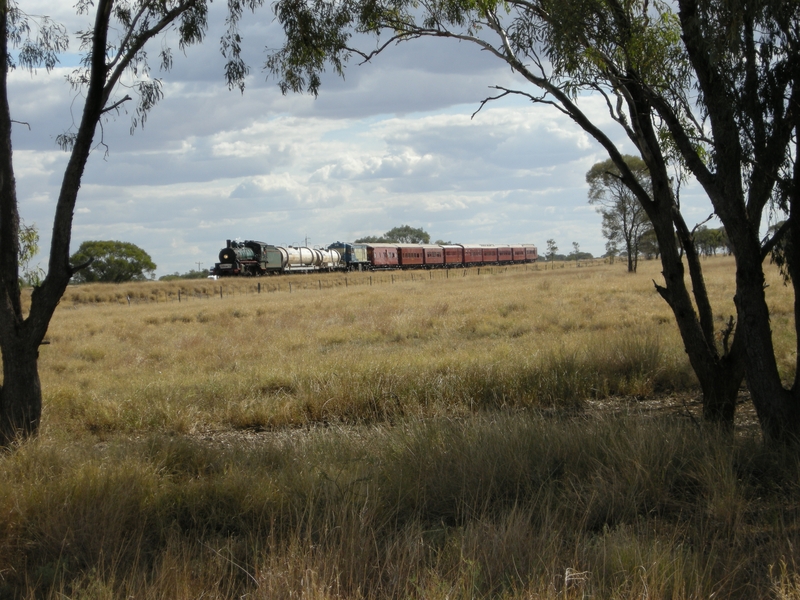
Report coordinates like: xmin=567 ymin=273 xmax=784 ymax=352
xmin=366 ymin=244 xmax=400 ymax=268
xmin=441 ymin=245 xmax=464 ymax=267
xmin=420 ymin=244 xmax=445 ymax=268
xmin=397 ymin=244 xmax=424 ymax=267
xmin=511 ymin=245 xmax=526 ymax=262
xmin=460 ymin=245 xmax=484 ymax=265
xmin=481 ymin=245 xmax=499 ymax=263
xmin=496 ymin=245 xmax=513 ymax=263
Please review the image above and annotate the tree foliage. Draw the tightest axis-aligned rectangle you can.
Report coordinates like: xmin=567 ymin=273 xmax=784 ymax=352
xmin=355 ymin=225 xmax=431 ymax=244
xmin=18 ymin=221 xmax=43 ymax=287
xmin=693 ymin=226 xmax=729 ymax=257
xmin=70 ymin=241 xmax=156 ymax=283
xmin=0 ymin=0 xmax=265 ymax=444
xmin=587 ymin=155 xmax=652 ymax=273
xmin=638 ymin=227 xmax=660 ymax=260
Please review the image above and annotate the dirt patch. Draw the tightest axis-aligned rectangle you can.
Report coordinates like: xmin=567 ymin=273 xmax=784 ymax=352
xmin=174 ymin=390 xmax=765 ymax=451
xmin=584 ymin=389 xmax=761 ymax=437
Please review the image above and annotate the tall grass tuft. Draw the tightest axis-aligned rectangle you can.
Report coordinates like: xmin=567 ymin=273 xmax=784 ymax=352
xmin=2 ymin=412 xmax=800 ymax=598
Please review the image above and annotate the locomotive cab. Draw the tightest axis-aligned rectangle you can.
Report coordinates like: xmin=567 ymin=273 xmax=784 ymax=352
xmin=328 ymin=242 xmax=368 ymax=271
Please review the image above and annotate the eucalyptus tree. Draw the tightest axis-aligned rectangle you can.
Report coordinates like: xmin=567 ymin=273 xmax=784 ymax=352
xmin=355 ymin=224 xmax=431 ymax=243
xmin=662 ymin=0 xmax=800 ymax=441
xmin=545 ymin=238 xmax=558 ymax=262
xmin=267 ymin=0 xmax=752 ymax=430
xmin=587 ymin=155 xmax=652 ymax=273
xmin=384 ymin=225 xmax=431 ymax=244
xmin=0 ymin=0 xmax=264 ymax=445
xmin=69 ymin=240 xmax=157 ymax=283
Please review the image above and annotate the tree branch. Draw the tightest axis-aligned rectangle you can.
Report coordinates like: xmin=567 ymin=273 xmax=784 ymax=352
xmin=761 ymin=218 xmax=791 ymax=261
xmin=101 ymin=95 xmax=132 ymax=115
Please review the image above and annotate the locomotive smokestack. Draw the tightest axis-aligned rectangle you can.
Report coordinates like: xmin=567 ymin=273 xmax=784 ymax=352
xmin=226 ymin=239 xmax=231 ymax=248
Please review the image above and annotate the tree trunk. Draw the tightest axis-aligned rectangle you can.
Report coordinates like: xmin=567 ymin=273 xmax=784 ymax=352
xmin=696 ymin=339 xmax=742 ymax=426
xmin=652 ymin=236 xmax=745 ymax=428
xmin=0 ymin=1 xmax=113 ymax=446
xmin=734 ymin=248 xmax=800 ymax=441
xmin=664 ymin=0 xmax=800 ymax=442
xmin=701 ymin=380 xmax=739 ymax=425
xmin=0 ymin=335 xmax=42 ymax=445
xmin=620 ymin=81 xmax=747 ymax=429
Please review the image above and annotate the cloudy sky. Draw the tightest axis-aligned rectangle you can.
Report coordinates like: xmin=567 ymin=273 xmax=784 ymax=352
xmin=10 ymin=1 xmax=716 ymax=277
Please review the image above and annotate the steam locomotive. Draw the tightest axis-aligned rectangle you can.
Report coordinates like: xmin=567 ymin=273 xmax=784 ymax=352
xmin=212 ymin=239 xmax=538 ymax=276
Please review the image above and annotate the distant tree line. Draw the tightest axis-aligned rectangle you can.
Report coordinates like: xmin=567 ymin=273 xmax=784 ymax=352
xmin=692 ymin=226 xmax=731 ymax=257
xmin=159 ymin=270 xmax=209 ymax=281
xmin=619 ymin=225 xmax=730 ymax=262
xmin=544 ymin=240 xmax=594 ymax=262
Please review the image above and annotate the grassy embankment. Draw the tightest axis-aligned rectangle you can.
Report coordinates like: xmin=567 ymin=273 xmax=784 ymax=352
xmin=2 ymin=257 xmax=800 ymax=599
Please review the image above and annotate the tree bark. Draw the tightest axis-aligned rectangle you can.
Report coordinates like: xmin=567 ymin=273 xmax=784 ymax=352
xmin=733 ymin=244 xmax=800 ymax=441
xmin=0 ymin=335 xmax=42 ymax=444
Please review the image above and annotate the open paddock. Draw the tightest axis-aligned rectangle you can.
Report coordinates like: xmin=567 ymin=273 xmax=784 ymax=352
xmin=1 ymin=256 xmax=798 ymax=599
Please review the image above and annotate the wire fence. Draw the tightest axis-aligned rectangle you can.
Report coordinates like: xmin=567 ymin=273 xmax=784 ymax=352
xmin=48 ymin=259 xmax=609 ymax=307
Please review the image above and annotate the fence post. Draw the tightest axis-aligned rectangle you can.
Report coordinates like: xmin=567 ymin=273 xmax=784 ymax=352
xmin=289 ymin=282 xmax=292 ymax=293
xmin=345 ymin=277 xmax=348 ymax=288
xmin=258 ymin=282 xmax=261 ymax=294
xmin=220 ymin=287 xmax=223 ymax=299
xmin=178 ymin=290 xmax=181 ymax=303
xmin=370 ymin=276 xmax=372 ymax=286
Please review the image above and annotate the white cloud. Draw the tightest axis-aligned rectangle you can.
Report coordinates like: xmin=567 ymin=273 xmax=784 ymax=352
xmin=8 ymin=3 xmax=716 ymax=276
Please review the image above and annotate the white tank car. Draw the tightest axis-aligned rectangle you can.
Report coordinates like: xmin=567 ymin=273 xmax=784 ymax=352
xmin=282 ymin=246 xmax=342 ymax=272
xmin=316 ymin=248 xmax=341 ymax=269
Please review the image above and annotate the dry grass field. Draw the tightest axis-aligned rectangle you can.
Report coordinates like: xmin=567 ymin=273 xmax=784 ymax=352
xmin=2 ymin=257 xmax=800 ymax=599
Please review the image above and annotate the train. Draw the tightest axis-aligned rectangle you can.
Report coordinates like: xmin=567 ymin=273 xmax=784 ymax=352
xmin=212 ymin=239 xmax=538 ymax=276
